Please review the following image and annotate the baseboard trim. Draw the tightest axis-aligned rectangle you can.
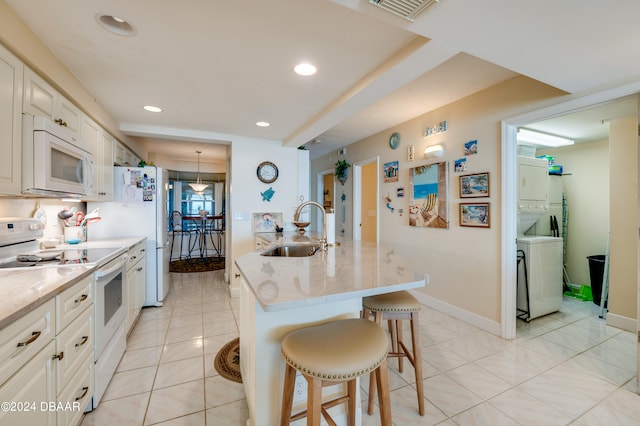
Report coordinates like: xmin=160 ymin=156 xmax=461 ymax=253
xmin=605 ymin=312 xmax=637 ymax=333
xmin=410 ymin=291 xmax=502 ymax=337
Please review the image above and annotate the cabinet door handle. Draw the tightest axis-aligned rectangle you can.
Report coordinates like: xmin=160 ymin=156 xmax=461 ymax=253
xmin=75 ymin=387 xmax=89 ymax=401
xmin=137 ymin=267 xmax=143 ymax=272
xmin=75 ymin=294 xmax=88 ymax=304
xmin=75 ymin=336 xmax=89 ymax=347
xmin=52 ymin=351 xmax=64 ymax=361
xmin=54 ymin=118 xmax=63 ymax=125
xmin=17 ymin=331 xmax=42 ymax=347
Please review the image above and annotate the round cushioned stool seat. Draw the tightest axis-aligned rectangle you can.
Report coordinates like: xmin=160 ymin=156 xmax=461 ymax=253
xmin=363 ymin=291 xmax=421 ymax=313
xmin=281 ymin=318 xmax=388 ymax=381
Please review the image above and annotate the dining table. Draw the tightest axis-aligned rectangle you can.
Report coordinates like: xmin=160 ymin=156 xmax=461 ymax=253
xmin=182 ymin=215 xmax=223 ymax=261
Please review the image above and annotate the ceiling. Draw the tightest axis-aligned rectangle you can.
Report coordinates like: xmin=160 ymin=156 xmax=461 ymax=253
xmin=5 ymin=0 xmax=640 ymax=164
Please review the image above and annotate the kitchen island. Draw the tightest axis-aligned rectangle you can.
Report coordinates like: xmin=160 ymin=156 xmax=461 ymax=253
xmin=235 ymin=235 xmax=426 ymax=426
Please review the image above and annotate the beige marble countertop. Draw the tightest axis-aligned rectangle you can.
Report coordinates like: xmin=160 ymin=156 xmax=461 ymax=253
xmin=0 ymin=237 xmax=145 ymax=330
xmin=0 ymin=265 xmax=95 ymax=330
xmin=235 ymin=234 xmax=426 ymax=312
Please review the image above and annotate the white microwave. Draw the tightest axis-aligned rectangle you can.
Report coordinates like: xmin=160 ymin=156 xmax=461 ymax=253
xmin=22 ymin=115 xmax=95 ymax=198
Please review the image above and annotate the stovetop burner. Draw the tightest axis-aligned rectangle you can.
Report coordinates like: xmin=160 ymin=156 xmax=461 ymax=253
xmin=0 ymin=247 xmax=124 ymax=269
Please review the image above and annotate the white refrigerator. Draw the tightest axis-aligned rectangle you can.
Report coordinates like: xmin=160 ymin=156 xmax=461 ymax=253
xmin=88 ymin=166 xmax=170 ymax=306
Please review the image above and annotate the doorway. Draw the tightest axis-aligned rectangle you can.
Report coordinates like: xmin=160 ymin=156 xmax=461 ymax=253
xmin=501 ymin=85 xmax=640 ymax=340
xmin=353 ymin=157 xmax=379 ymax=242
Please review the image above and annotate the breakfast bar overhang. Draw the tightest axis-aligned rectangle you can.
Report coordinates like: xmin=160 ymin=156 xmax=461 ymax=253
xmin=235 ymin=235 xmax=426 ymax=425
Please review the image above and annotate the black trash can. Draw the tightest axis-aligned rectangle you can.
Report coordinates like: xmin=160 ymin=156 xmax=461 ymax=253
xmin=587 ymin=255 xmax=606 ymax=306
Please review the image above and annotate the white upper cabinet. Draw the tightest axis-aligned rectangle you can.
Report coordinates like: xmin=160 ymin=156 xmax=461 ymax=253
xmin=23 ymin=67 xmax=82 ymax=136
xmin=0 ymin=43 xmax=23 ymax=195
xmin=79 ymin=114 xmax=100 ymax=157
xmin=86 ymin=131 xmax=115 ymax=201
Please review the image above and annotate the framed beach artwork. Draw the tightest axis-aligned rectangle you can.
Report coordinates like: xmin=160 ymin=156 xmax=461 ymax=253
xmin=384 ymin=161 xmax=399 ymax=183
xmin=252 ymin=212 xmax=283 ymax=233
xmin=459 ymin=172 xmax=489 ymax=198
xmin=459 ymin=203 xmax=490 ymax=228
xmin=408 ymin=162 xmax=449 ymax=229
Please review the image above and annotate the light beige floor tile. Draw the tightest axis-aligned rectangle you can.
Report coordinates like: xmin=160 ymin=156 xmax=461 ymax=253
xmin=154 ymin=357 xmax=205 ymax=389
xmin=205 ymin=375 xmax=245 ymax=409
xmin=446 ymin=364 xmax=511 ymax=400
xmin=575 ymin=388 xmax=640 ymax=425
xmin=117 ymin=346 xmax=163 ymax=372
xmin=150 ymin=411 xmax=205 ymax=426
xmin=203 ymin=319 xmax=238 ymax=337
xmin=169 ymin=313 xmax=203 ymax=329
xmin=422 ymin=374 xmax=483 ymax=417
xmin=488 ymin=387 xmax=572 ymax=425
xmin=451 ymin=401 xmax=520 ymax=426
xmin=205 ymin=399 xmax=249 ymax=425
xmin=102 ymin=365 xmax=157 ymax=401
xmin=518 ymin=363 xmax=618 ymax=418
xmin=160 ymin=338 xmax=204 ymax=363
xmin=81 ymin=392 xmax=150 ymax=426
xmin=203 ymin=332 xmax=238 ymax=356
xmin=165 ymin=324 xmax=204 ymax=344
xmin=144 ymin=380 xmax=205 ymax=425
xmin=127 ymin=329 xmax=167 ymax=350
xmin=564 ymin=352 xmax=635 ymax=386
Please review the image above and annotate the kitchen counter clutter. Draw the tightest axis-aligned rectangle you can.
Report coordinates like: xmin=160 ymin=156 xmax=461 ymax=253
xmin=236 ymin=235 xmax=426 ymax=426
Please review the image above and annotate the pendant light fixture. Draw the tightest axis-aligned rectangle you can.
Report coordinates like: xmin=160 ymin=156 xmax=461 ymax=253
xmin=189 ymin=150 xmax=208 ymax=194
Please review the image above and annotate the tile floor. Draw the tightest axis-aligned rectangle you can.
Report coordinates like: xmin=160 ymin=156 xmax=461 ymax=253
xmin=81 ymin=270 xmax=640 ymax=425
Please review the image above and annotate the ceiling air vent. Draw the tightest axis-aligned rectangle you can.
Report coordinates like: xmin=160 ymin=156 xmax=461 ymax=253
xmin=369 ymin=0 xmax=440 ymax=21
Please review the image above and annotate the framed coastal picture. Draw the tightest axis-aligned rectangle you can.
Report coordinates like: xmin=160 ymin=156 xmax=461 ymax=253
xmin=408 ymin=161 xmax=449 ymax=229
xmin=459 ymin=172 xmax=490 ymax=198
xmin=384 ymin=161 xmax=399 ymax=183
xmin=252 ymin=212 xmax=283 ymax=233
xmin=459 ymin=203 xmax=490 ymax=228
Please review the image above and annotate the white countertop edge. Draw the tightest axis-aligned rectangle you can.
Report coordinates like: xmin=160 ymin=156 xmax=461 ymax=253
xmin=256 ymin=278 xmax=425 ymax=312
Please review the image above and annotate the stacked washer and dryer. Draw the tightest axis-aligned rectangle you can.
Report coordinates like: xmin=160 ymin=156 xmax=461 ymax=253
xmin=516 ymin=156 xmax=564 ymax=321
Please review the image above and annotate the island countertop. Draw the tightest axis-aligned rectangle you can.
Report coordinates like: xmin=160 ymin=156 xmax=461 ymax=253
xmin=235 ymin=234 xmax=426 ymax=312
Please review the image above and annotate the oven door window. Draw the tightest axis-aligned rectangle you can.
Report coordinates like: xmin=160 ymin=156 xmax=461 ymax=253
xmin=103 ymin=272 xmax=123 ymax=327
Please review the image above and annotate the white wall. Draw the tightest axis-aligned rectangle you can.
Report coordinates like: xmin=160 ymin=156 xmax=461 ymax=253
xmin=229 ymin=140 xmax=309 ymax=293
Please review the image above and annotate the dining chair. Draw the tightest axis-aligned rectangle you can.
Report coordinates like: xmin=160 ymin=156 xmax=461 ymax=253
xmin=169 ymin=211 xmax=193 ymax=262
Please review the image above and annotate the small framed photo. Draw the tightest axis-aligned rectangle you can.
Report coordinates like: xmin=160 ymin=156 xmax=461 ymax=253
xmin=459 ymin=172 xmax=489 ymax=198
xmin=252 ymin=212 xmax=283 ymax=233
xmin=460 ymin=203 xmax=490 ymax=228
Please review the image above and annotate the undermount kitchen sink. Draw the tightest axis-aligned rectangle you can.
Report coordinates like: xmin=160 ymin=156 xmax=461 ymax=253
xmin=260 ymin=244 xmax=322 ymax=257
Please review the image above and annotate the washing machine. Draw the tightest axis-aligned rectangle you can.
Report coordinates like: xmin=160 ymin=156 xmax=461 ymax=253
xmin=516 ymin=235 xmax=563 ymax=320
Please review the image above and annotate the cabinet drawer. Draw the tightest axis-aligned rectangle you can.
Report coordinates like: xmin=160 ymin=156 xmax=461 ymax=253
xmin=0 ymin=299 xmax=55 ymax=386
xmin=0 ymin=340 xmax=56 ymax=426
xmin=127 ymin=241 xmax=146 ymax=270
xmin=56 ymin=306 xmax=93 ymax=394
xmin=57 ymin=353 xmax=93 ymax=426
xmin=56 ymin=275 xmax=93 ymax=333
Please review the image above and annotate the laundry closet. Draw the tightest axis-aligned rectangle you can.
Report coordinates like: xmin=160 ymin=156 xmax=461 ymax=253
xmin=516 ymin=154 xmax=564 ymax=321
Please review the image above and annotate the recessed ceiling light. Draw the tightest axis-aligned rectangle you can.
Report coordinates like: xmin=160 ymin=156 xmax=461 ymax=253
xmin=143 ymin=105 xmax=162 ymax=113
xmin=96 ymin=14 xmax=136 ymax=36
xmin=256 ymin=121 xmax=270 ymax=127
xmin=294 ymin=63 xmax=317 ymax=76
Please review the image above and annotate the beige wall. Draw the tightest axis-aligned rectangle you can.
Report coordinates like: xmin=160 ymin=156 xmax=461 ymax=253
xmin=537 ymin=140 xmax=610 ymax=287
xmin=0 ymin=0 xmax=143 ymax=157
xmin=609 ymin=116 xmax=638 ymax=320
xmin=312 ymin=76 xmax=566 ymax=323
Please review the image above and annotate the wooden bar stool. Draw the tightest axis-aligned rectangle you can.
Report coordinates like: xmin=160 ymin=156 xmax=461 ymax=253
xmin=362 ymin=291 xmax=425 ymax=416
xmin=280 ymin=318 xmax=392 ymax=426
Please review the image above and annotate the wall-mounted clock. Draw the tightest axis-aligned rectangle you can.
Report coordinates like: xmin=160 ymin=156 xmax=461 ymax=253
xmin=389 ymin=132 xmax=401 ymax=149
xmin=257 ymin=161 xmax=279 ymax=183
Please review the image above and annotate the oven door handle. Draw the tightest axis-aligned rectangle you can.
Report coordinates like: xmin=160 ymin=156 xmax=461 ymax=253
xmin=95 ymin=258 xmax=127 ymax=278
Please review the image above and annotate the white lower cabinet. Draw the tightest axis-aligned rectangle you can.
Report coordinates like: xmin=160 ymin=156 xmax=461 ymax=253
xmin=126 ymin=242 xmax=146 ymax=334
xmin=0 ymin=340 xmax=56 ymax=426
xmin=0 ymin=275 xmax=95 ymax=426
